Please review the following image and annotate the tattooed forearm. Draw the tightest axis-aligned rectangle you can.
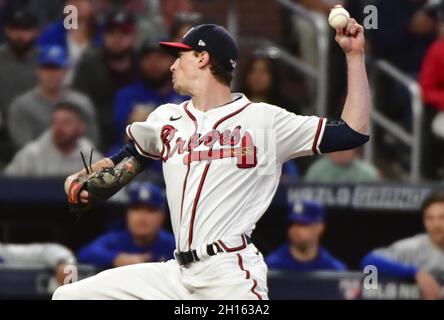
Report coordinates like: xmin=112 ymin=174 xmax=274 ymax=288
xmin=82 ymin=156 xmax=144 ymax=200
xmin=112 ymin=156 xmax=144 ymax=186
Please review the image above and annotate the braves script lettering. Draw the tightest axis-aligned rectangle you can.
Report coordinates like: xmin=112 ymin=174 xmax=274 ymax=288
xmin=160 ymin=125 xmax=257 ymax=168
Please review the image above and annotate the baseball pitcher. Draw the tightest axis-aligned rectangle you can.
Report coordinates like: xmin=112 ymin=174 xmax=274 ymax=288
xmin=54 ymin=19 xmax=370 ymax=299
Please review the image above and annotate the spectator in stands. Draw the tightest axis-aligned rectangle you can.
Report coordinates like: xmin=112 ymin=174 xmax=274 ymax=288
xmin=419 ymin=18 xmax=444 ymax=179
xmin=169 ymin=12 xmax=203 ymax=41
xmin=37 ymin=0 xmax=103 ymax=85
xmin=0 ymin=242 xmax=76 ymax=286
xmin=77 ymin=182 xmax=175 ymax=270
xmin=0 ymin=10 xmax=40 ymax=167
xmin=368 ymin=1 xmax=440 ymax=170
xmin=304 ymin=148 xmax=380 ymax=183
xmin=113 ymin=40 xmax=185 ymax=144
xmin=266 ymin=200 xmax=346 ymax=271
xmin=239 ymin=55 xmax=300 ymax=182
xmin=368 ymin=0 xmax=437 ymax=77
xmin=0 ymin=10 xmax=39 ymax=125
xmin=2 ymin=0 xmax=64 ymax=27
xmin=0 ymin=2 xmax=6 ymax=43
xmin=240 ymin=55 xmax=299 ymax=113
xmin=361 ymin=191 xmax=444 ymax=300
xmin=135 ymin=0 xmax=194 ymax=44
xmin=7 ymin=45 xmax=98 ymax=149
xmin=72 ymin=10 xmax=137 ymax=151
xmin=4 ymin=101 xmax=103 ymax=177
xmin=93 ymin=0 xmax=164 ymax=44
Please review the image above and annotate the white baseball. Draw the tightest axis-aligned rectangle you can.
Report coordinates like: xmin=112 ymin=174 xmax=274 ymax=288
xmin=328 ymin=5 xmax=350 ymax=29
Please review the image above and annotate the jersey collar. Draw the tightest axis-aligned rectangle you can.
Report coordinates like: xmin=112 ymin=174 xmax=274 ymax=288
xmin=186 ymin=93 xmax=250 ymax=118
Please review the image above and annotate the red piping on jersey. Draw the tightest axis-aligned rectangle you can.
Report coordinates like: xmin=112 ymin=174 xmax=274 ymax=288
xmin=181 ymin=102 xmax=197 ymax=223
xmin=187 ymin=102 xmax=253 ymax=249
xmin=213 ymin=103 xmax=252 ymax=129
xmin=217 ymin=234 xmax=247 ymax=252
xmin=127 ymin=126 xmax=161 ymax=159
xmin=188 ymin=161 xmax=211 ymax=249
xmin=236 ymin=253 xmax=263 ymax=300
xmin=183 ymin=102 xmax=197 ymax=125
xmin=179 ymin=165 xmax=191 ymax=223
xmin=177 ymin=102 xmax=195 ymax=252
xmin=312 ymin=118 xmax=324 ymax=155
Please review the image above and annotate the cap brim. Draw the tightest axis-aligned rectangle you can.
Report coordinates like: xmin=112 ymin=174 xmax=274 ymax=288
xmin=38 ymin=61 xmax=67 ymax=68
xmin=129 ymin=201 xmax=164 ymax=211
xmin=159 ymin=41 xmax=193 ymax=56
xmin=289 ymin=217 xmax=322 ymax=225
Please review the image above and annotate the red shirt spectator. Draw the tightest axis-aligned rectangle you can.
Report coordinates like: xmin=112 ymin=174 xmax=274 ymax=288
xmin=420 ymin=39 xmax=444 ymax=110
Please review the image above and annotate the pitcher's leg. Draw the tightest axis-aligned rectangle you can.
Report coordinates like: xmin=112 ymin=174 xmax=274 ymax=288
xmin=186 ymin=247 xmax=269 ymax=300
xmin=53 ymin=260 xmax=190 ymax=300
xmin=230 ymin=251 xmax=268 ymax=300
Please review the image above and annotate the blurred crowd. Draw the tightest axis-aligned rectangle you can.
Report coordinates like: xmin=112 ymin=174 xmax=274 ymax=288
xmin=1 ymin=0 xmax=443 ymax=182
xmin=0 ymin=0 xmax=382 ymax=182
xmin=282 ymin=0 xmax=444 ymax=180
xmin=0 ymin=0 xmax=444 ymax=299
xmin=0 ymin=0 xmax=197 ymax=177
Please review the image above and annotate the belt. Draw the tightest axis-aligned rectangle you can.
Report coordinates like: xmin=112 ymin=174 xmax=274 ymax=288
xmin=174 ymin=235 xmax=252 ymax=266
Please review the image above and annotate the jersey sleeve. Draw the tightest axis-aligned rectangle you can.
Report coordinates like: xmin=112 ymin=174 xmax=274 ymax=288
xmin=272 ymin=105 xmax=326 ymax=163
xmin=125 ymin=106 xmax=166 ymax=160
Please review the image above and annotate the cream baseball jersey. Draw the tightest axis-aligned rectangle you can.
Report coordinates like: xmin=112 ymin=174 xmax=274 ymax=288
xmin=126 ymin=93 xmax=326 ymax=252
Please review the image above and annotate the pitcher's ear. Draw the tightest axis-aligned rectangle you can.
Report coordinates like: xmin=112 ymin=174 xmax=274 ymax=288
xmin=197 ymin=51 xmax=210 ymax=68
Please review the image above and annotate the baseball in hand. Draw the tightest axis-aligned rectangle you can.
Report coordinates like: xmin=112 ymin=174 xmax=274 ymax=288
xmin=328 ymin=5 xmax=350 ymax=29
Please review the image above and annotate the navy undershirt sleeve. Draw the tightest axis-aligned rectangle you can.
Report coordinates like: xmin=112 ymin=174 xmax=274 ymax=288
xmin=319 ymin=119 xmax=369 ymax=154
xmin=109 ymin=140 xmax=153 ymax=169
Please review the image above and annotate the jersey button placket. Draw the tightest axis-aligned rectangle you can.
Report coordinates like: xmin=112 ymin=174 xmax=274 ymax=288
xmin=200 ymin=115 xmax=210 ymax=135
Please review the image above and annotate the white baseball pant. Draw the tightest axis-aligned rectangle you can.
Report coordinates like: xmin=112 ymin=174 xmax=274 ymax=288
xmin=52 ymin=243 xmax=268 ymax=300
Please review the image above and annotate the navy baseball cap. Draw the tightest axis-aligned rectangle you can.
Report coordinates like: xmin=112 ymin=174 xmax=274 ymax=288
xmin=5 ymin=10 xmax=39 ymax=29
xmin=159 ymin=24 xmax=239 ymax=71
xmin=37 ymin=45 xmax=69 ymax=68
xmin=138 ymin=39 xmax=167 ymax=56
xmin=288 ymin=200 xmax=326 ymax=225
xmin=128 ymin=182 xmax=166 ymax=212
xmin=104 ymin=11 xmax=135 ymax=33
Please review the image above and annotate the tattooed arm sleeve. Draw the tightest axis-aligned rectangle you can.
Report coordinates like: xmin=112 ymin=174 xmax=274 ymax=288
xmin=85 ymin=156 xmax=145 ymax=201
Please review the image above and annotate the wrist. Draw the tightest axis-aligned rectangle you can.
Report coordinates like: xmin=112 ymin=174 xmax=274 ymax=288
xmin=103 ymin=157 xmax=115 ymax=167
xmin=346 ymin=52 xmax=365 ymax=61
